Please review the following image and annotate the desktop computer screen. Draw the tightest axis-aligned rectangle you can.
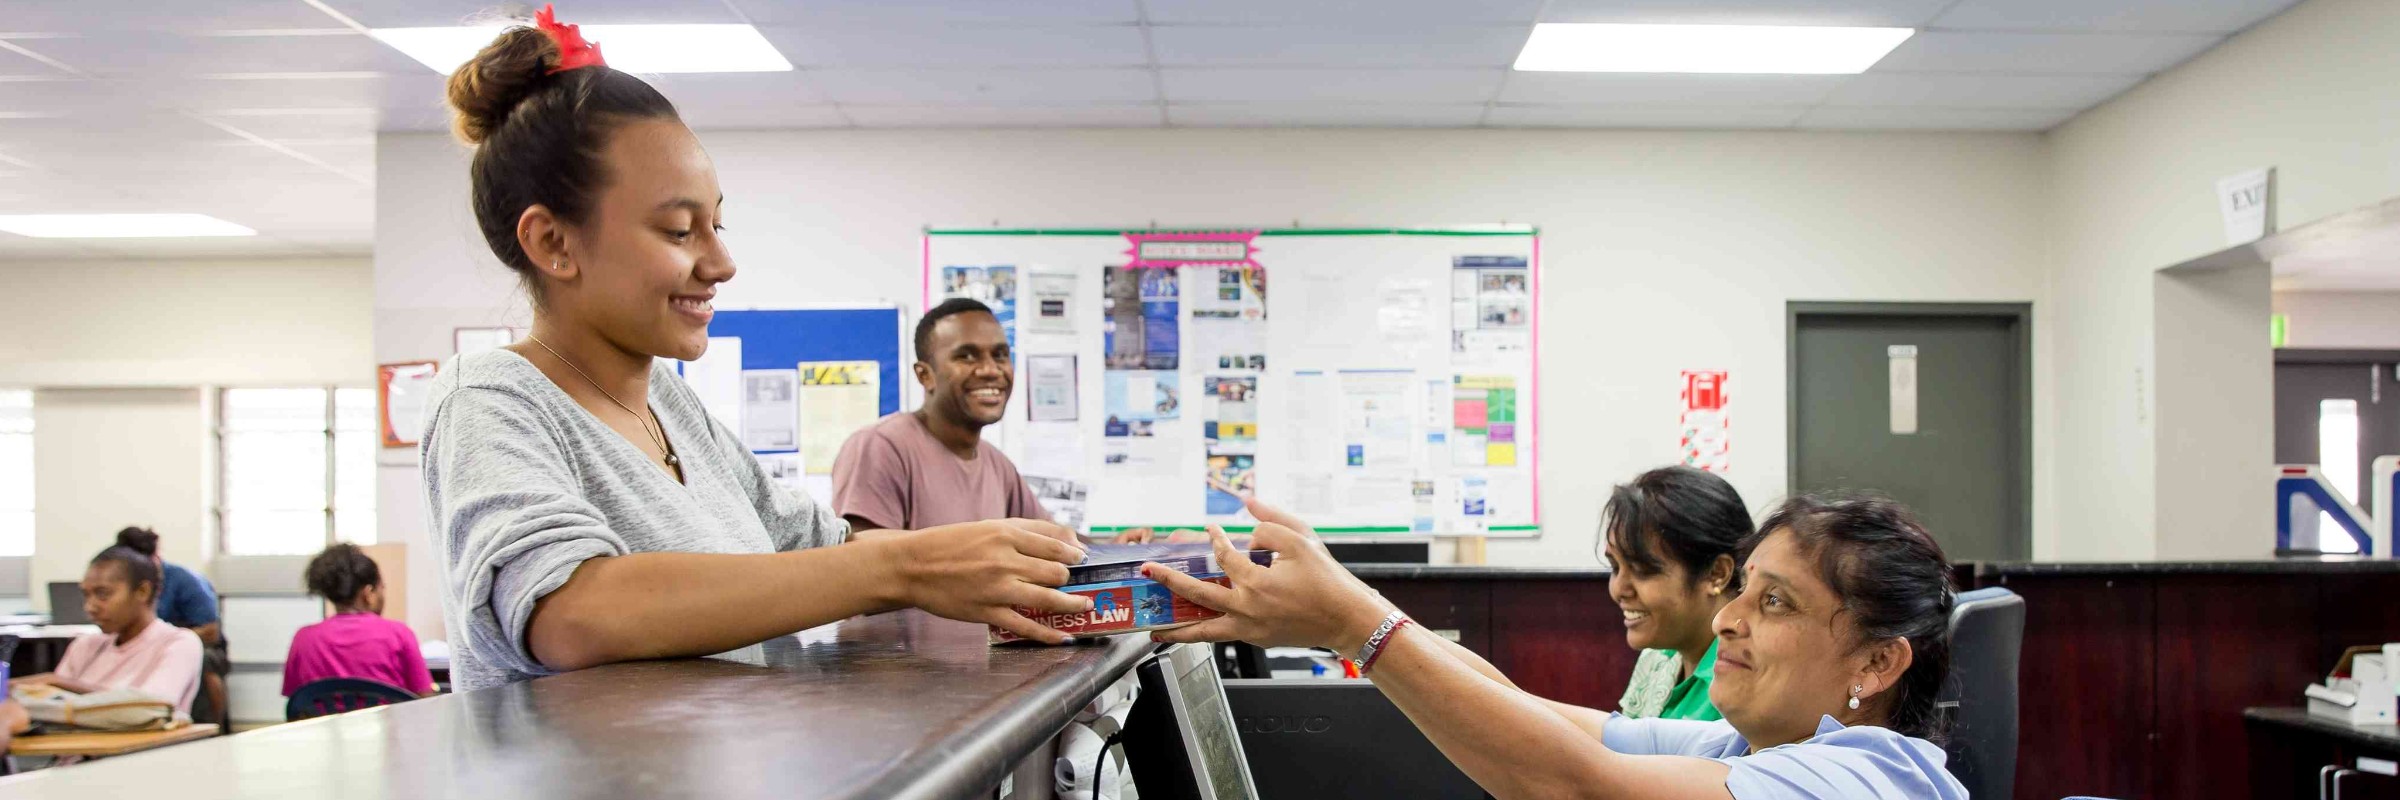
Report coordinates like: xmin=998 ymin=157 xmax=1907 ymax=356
xmin=1129 ymin=643 xmax=1260 ymax=800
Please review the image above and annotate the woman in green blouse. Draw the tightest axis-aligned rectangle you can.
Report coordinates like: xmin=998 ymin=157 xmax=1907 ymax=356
xmin=1601 ymin=466 xmax=1754 ymax=720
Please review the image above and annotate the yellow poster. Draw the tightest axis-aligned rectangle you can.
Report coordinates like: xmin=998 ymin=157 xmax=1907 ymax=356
xmin=798 ymin=361 xmax=880 ymax=474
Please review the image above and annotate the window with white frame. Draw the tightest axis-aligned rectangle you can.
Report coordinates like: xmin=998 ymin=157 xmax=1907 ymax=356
xmin=0 ymin=390 xmax=32 ymax=557
xmin=217 ymin=388 xmax=378 ymax=555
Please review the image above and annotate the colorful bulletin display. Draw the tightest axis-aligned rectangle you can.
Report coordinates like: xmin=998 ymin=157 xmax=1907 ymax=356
xmin=925 ymin=228 xmax=1541 ymax=538
xmin=675 ymin=307 xmax=906 ymax=503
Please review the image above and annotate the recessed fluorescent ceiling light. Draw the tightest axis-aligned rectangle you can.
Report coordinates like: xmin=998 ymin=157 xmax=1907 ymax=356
xmin=372 ymin=24 xmax=792 ymax=75
xmin=1514 ymin=23 xmax=1912 ymax=74
xmin=0 ymin=214 xmax=256 ymax=238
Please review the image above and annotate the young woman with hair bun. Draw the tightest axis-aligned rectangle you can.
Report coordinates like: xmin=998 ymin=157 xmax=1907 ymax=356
xmin=419 ymin=7 xmax=1091 ymax=690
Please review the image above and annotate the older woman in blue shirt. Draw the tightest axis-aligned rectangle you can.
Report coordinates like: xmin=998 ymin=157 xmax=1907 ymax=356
xmin=1144 ymin=493 xmax=1966 ymax=800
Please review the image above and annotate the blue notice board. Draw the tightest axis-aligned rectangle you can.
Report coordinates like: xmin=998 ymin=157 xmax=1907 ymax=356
xmin=704 ymin=308 xmax=904 ymax=416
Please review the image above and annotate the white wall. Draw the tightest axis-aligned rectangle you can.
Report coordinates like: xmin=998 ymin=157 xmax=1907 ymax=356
xmin=0 ymin=259 xmax=372 ymax=388
xmin=2276 ymin=291 xmax=2400 ymax=348
xmin=0 ymin=258 xmax=372 ymax=606
xmin=29 ymin=388 xmax=209 ymax=604
xmin=2046 ymin=0 xmax=2400 ymax=559
xmin=375 ymin=125 xmax=2054 ymax=619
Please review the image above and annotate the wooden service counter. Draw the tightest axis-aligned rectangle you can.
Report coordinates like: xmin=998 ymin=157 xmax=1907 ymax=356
xmin=0 ymin=610 xmax=1151 ymax=800
xmin=1354 ymin=557 xmax=2400 ymax=800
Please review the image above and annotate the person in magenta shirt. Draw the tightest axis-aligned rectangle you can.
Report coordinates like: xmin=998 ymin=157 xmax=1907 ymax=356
xmin=283 ymin=544 xmax=434 ymax=698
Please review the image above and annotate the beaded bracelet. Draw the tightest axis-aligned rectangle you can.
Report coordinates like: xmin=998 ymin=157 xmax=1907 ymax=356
xmin=1355 ymin=610 xmax=1413 ymax=674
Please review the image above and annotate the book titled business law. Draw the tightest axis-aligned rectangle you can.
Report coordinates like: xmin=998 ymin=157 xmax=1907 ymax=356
xmin=990 ymin=543 xmax=1274 ymax=644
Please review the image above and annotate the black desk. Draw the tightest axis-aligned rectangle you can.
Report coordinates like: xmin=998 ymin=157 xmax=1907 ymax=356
xmin=0 ymin=611 xmax=1153 ymax=799
xmin=2245 ymin=707 xmax=2400 ymax=799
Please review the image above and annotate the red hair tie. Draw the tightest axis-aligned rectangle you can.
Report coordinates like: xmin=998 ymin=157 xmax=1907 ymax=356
xmin=536 ymin=4 xmax=606 ymax=74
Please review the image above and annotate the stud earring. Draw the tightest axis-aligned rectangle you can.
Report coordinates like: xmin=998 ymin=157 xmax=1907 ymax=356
xmin=1847 ymin=685 xmax=1862 ymax=710
xmin=553 ymin=259 xmax=565 ymax=270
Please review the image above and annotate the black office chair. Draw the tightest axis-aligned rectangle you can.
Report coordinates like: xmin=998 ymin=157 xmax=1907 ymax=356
xmin=285 ymin=678 xmax=417 ymax=722
xmin=1936 ymin=586 xmax=2025 ymax=800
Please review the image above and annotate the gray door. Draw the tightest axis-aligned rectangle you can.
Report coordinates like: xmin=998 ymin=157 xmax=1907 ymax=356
xmin=1790 ymin=305 xmax=2029 ymax=562
xmin=2272 ymin=357 xmax=2400 ymax=518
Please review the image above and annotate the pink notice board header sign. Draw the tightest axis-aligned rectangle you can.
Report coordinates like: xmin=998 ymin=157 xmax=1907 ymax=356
xmin=1123 ymin=230 xmax=1261 ymax=269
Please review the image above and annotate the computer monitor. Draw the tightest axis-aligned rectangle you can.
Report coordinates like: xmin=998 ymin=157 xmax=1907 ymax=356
xmin=1125 ymin=643 xmax=1261 ymax=800
xmin=1223 ymin=679 xmax=1485 ymax=799
xmin=46 ymin=582 xmax=89 ymax=625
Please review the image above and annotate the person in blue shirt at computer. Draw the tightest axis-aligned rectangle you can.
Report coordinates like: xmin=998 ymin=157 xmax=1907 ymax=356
xmin=1143 ymin=493 xmax=1967 ymax=800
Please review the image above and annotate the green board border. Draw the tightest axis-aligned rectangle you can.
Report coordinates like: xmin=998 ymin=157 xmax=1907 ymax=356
xmin=924 ymin=227 xmax=1536 ymax=237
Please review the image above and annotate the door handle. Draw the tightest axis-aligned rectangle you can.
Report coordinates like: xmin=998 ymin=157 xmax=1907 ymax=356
xmin=2331 ymin=768 xmax=2359 ymax=800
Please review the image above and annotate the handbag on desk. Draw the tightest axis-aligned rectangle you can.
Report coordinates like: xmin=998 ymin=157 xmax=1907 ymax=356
xmin=11 ymin=685 xmax=175 ymax=732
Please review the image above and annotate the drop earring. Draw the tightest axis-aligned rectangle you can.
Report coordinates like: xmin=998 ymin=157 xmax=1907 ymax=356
xmin=1847 ymin=685 xmax=1862 ymax=710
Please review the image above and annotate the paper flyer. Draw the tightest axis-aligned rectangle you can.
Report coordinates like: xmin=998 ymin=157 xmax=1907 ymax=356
xmin=1103 ymin=436 xmax=1179 ymax=477
xmin=1103 ymin=266 xmax=1179 ymax=370
xmin=760 ymin=452 xmax=808 ymax=493
xmin=679 ymin=336 xmax=743 ymax=434
xmin=1339 ymin=370 xmax=1414 ymax=470
xmin=1289 ymin=370 xmax=1338 ymax=469
xmin=1020 ymin=420 xmax=1084 ymax=478
xmin=1450 ymin=256 xmax=1531 ymax=359
xmin=1193 ymin=313 xmax=1267 ymax=373
xmin=942 ymin=265 xmax=1019 ymax=347
xmin=1202 ymin=376 xmax=1258 ymax=455
xmin=1027 ymin=271 xmax=1078 ymax=334
xmin=1103 ymin=369 xmax=1179 ymax=437
xmin=796 ymin=361 xmax=879 ymax=474
xmin=1681 ymin=370 xmax=1730 ymax=473
xmin=1206 ymin=453 xmax=1256 ymax=517
xmin=1203 ymin=376 xmax=1259 ymax=520
xmin=1025 ymin=474 xmax=1090 ymax=532
xmin=1452 ymin=374 xmax=1517 ymax=467
xmin=740 ymin=369 xmax=799 ymax=452
xmin=1025 ymin=353 xmax=1079 ymax=422
xmin=1189 ymin=264 xmax=1266 ymax=321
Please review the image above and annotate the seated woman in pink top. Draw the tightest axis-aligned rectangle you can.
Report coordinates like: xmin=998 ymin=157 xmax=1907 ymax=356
xmin=0 ymin=546 xmax=206 ymax=742
xmin=283 ymin=544 xmax=435 ymax=698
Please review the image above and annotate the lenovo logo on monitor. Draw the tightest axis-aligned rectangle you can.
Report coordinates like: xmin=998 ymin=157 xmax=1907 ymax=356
xmin=1236 ymin=714 xmax=1333 ymax=734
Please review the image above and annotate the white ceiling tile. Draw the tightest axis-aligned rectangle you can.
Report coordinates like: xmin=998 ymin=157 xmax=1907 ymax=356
xmin=1796 ymin=106 xmax=2079 ymax=131
xmin=1932 ymin=0 xmax=2302 ymax=34
xmin=1499 ymin=72 xmax=1845 ymax=106
xmin=680 ymin=103 xmax=851 ymax=130
xmin=648 ymin=72 xmax=829 ymax=107
xmin=1162 ymin=69 xmax=1503 ymax=104
xmin=1146 ymin=0 xmax=1544 ymax=24
xmin=1151 ymin=24 xmax=1531 ymax=68
xmin=843 ymin=105 xmax=1160 ymax=127
xmin=0 ymin=74 xmax=407 ymax=117
xmin=759 ymin=25 xmax=1147 ymax=68
xmin=1823 ymin=72 xmax=2143 ymax=109
xmin=1539 ymin=0 xmax=1956 ymax=27
xmin=0 ymin=1 xmax=338 ymax=34
xmin=1485 ymin=104 xmax=1805 ymax=128
xmin=1874 ymin=30 xmax=2222 ymax=74
xmin=320 ymin=0 xmax=745 ymax=28
xmin=807 ymin=69 xmax=1157 ymax=105
xmin=26 ymin=32 xmax=423 ymax=77
xmin=1171 ymin=103 xmax=1485 ymax=127
xmin=0 ymin=44 xmax=62 ymax=76
xmin=733 ymin=0 xmax=1140 ymax=27
xmin=195 ymin=108 xmax=381 ymax=141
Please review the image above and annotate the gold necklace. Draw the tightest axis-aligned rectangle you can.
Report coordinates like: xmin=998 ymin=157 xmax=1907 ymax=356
xmin=529 ymin=335 xmax=680 ymax=468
